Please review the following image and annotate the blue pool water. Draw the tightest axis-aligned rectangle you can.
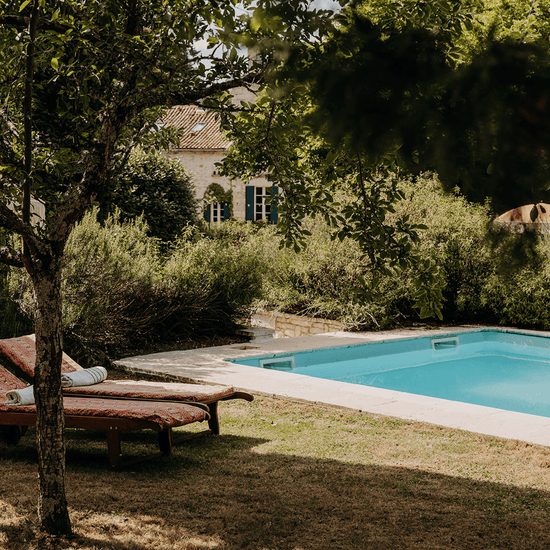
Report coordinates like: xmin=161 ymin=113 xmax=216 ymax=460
xmin=227 ymin=329 xmax=550 ymax=417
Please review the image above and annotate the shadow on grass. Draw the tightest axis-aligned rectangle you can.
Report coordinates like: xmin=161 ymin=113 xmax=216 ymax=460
xmin=2 ymin=426 xmax=550 ymax=549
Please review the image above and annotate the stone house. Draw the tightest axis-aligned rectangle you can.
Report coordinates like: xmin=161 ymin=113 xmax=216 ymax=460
xmin=163 ymin=90 xmax=278 ymax=223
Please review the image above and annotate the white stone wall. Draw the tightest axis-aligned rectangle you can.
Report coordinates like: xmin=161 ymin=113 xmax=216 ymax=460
xmin=167 ymin=149 xmax=268 ymax=221
xmin=8 ymin=198 xmax=45 ymax=226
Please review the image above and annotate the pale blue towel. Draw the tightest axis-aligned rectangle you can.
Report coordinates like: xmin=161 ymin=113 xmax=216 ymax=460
xmin=5 ymin=385 xmax=35 ymax=406
xmin=61 ymin=366 xmax=107 ymax=388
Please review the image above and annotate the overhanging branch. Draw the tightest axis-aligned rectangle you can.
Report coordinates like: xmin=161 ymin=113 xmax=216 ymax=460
xmin=0 ymin=14 xmax=68 ymax=33
xmin=161 ymin=71 xmax=263 ymax=109
xmin=0 ymin=245 xmax=23 ymax=268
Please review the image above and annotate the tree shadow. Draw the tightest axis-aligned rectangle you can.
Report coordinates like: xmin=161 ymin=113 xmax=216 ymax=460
xmin=2 ymin=428 xmax=550 ymax=549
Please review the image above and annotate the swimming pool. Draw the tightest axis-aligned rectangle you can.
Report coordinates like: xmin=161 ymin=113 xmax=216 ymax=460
xmin=227 ymin=329 xmax=550 ymax=418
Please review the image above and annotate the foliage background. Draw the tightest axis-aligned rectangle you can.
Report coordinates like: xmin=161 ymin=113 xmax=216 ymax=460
xmin=3 ymin=171 xmax=550 ymax=363
xmin=5 ymin=209 xmax=267 ymax=363
xmin=104 ymin=150 xmax=199 ymax=243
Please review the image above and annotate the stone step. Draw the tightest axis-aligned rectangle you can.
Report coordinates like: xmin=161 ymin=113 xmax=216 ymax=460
xmin=236 ymin=326 xmax=276 ymax=343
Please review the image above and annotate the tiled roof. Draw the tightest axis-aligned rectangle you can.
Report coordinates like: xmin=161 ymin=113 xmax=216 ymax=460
xmin=163 ymin=105 xmax=229 ymax=151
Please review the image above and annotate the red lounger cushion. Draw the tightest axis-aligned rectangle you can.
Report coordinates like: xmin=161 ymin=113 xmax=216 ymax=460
xmin=0 ymin=335 xmax=241 ymax=403
xmin=0 ymin=368 xmax=208 ymax=429
xmin=0 ymin=335 xmax=81 ymax=381
xmin=62 ymin=380 xmax=235 ymax=402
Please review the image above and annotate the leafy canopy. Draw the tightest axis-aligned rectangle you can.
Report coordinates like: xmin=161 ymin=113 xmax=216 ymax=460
xmin=108 ymin=150 xmax=199 ymax=243
xmin=0 ymin=0 xmax=330 ymax=260
xmin=220 ymin=0 xmax=550 ymax=320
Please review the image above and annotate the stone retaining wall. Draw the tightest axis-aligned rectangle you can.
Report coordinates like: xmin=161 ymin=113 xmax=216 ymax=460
xmin=251 ymin=309 xmax=343 ymax=338
xmin=495 ymin=220 xmax=550 ymax=236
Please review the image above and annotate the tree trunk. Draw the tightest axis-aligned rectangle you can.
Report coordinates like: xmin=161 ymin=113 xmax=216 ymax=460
xmin=31 ymin=256 xmax=72 ymax=535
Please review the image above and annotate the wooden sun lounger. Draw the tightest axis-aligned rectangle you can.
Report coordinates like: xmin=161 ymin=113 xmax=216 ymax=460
xmin=0 ymin=335 xmax=254 ymax=435
xmin=0 ymin=366 xmax=211 ymax=469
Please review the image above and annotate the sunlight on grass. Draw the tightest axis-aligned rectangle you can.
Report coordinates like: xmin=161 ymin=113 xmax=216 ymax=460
xmin=2 ymin=396 xmax=550 ymax=549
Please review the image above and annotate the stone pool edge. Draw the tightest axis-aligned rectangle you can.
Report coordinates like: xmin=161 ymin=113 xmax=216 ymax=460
xmin=114 ymin=325 xmax=550 ymax=448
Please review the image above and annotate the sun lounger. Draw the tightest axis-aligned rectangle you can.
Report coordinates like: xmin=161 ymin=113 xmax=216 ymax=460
xmin=0 ymin=335 xmax=253 ymax=435
xmin=0 ymin=365 xmax=211 ymax=469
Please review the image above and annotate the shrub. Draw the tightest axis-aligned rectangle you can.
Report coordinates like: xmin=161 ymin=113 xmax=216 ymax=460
xmin=7 ymin=170 xmax=550 ymax=359
xmin=251 ymin=215 xmax=391 ymax=328
xmin=165 ymin=223 xmax=268 ymax=319
xmin=476 ymin=232 xmax=550 ymax=329
xmin=255 ymin=171 xmax=550 ymax=331
xmin=0 ymin=271 xmax=33 ymax=338
xmin=391 ymin=173 xmax=495 ymax=323
xmin=0 ymin=230 xmax=36 ymax=338
xmin=107 ymin=149 xmax=199 ymax=242
xmin=253 ymin=172 xmax=500 ymax=330
xmin=9 ymin=211 xmax=266 ymax=363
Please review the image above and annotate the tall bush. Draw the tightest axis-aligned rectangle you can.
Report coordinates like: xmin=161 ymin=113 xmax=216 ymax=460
xmin=392 ymin=174 xmax=495 ymax=323
xmin=254 ymin=172 xmax=500 ymax=329
xmin=165 ymin=222 xmax=268 ymax=320
xmin=107 ymin=150 xmax=199 ymax=243
xmin=8 ymin=175 xmax=550 ymax=357
xmin=9 ymin=211 xmax=266 ymax=363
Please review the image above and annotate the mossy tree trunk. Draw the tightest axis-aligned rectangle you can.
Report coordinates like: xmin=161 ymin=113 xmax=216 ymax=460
xmin=30 ymin=253 xmax=71 ymax=535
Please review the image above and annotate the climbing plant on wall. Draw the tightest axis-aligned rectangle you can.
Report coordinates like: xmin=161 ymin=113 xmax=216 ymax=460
xmin=203 ymin=182 xmax=234 ymax=220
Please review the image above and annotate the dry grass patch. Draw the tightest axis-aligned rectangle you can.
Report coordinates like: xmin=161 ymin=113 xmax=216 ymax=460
xmin=1 ymin=396 xmax=550 ymax=549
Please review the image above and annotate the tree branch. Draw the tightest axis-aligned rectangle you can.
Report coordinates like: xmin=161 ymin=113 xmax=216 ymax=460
xmin=0 ymin=245 xmax=23 ymax=268
xmin=22 ymin=0 xmax=40 ymax=274
xmin=23 ymin=1 xmax=39 ymax=227
xmin=161 ymin=71 xmax=263 ymax=109
xmin=0 ymin=14 xmax=68 ymax=33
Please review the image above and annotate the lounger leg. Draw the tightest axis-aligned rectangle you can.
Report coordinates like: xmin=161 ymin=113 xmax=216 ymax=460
xmin=107 ymin=427 xmax=123 ymax=469
xmin=208 ymin=401 xmax=220 ymax=435
xmin=0 ymin=425 xmax=27 ymax=445
xmin=158 ymin=427 xmax=173 ymax=455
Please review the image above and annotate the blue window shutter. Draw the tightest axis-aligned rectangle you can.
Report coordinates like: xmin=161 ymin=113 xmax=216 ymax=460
xmin=270 ymin=186 xmax=279 ymax=223
xmin=204 ymin=204 xmax=211 ymax=222
xmin=223 ymin=202 xmax=230 ymax=220
xmin=245 ymin=186 xmax=254 ymax=221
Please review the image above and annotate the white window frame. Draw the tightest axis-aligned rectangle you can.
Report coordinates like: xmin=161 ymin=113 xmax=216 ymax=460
xmin=208 ymin=201 xmax=226 ymax=223
xmin=254 ymin=187 xmax=272 ymax=221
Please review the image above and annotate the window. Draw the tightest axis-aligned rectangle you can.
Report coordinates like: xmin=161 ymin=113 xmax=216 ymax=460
xmin=190 ymin=122 xmax=207 ymax=133
xmin=204 ymin=202 xmax=229 ymax=223
xmin=246 ymin=186 xmax=278 ymax=223
xmin=255 ymin=186 xmax=271 ymax=220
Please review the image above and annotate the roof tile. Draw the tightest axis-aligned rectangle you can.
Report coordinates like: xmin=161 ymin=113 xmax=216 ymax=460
xmin=163 ymin=105 xmax=229 ymax=151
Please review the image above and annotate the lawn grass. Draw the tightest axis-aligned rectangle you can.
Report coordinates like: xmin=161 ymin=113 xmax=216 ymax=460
xmin=2 ymin=395 xmax=550 ymax=549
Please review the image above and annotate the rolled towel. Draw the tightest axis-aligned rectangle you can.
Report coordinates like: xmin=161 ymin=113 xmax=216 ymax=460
xmin=5 ymin=385 xmax=35 ymax=406
xmin=61 ymin=366 xmax=108 ymax=388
